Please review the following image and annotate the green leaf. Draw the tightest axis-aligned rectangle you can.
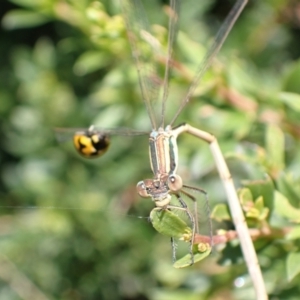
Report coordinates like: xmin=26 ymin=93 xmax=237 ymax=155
xmin=2 ymin=10 xmax=49 ymax=29
xmin=150 ymin=209 xmax=192 ymax=239
xmin=238 ymin=188 xmax=253 ymax=206
xmin=238 ymin=188 xmax=256 ymax=215
xmin=242 ymin=175 xmax=274 ymax=214
xmin=265 ymin=124 xmax=285 ymax=175
xmin=73 ymin=51 xmax=112 ymax=76
xmin=277 ymin=173 xmax=300 ymax=208
xmin=283 ymin=61 xmax=300 ymax=94
xmin=246 ymin=206 xmax=260 ymax=219
xmin=287 ymin=226 xmax=300 ymax=240
xmin=150 ymin=209 xmax=211 ymax=268
xmin=254 ymin=197 xmax=269 ymax=220
xmin=8 ymin=0 xmax=47 ymax=9
xmin=287 ymin=252 xmax=300 ymax=281
xmin=211 ymin=204 xmax=231 ymax=222
xmin=254 ymin=196 xmax=264 ymax=211
xmin=279 ymin=92 xmax=300 ymax=112
xmin=238 ymin=188 xmax=267 ymax=221
xmin=238 ymin=187 xmax=269 ymax=221
xmin=173 ymin=247 xmax=211 ymax=269
xmin=274 ymin=191 xmax=300 ymax=223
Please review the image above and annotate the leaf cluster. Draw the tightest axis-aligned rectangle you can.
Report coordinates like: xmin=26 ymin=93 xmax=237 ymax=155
xmin=0 ymin=0 xmax=300 ymax=299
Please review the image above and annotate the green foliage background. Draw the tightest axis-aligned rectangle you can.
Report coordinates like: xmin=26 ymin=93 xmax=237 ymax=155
xmin=1 ymin=0 xmax=300 ymax=299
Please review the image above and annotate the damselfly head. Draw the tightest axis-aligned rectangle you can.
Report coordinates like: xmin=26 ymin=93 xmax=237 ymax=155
xmin=137 ymin=178 xmax=172 ymax=207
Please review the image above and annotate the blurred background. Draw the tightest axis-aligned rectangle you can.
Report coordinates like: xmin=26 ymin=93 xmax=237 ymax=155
xmin=1 ymin=0 xmax=300 ymax=299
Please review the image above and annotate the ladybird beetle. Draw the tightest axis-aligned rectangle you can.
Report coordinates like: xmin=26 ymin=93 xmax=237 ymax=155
xmin=73 ymin=130 xmax=110 ymax=158
xmin=55 ymin=125 xmax=147 ymax=158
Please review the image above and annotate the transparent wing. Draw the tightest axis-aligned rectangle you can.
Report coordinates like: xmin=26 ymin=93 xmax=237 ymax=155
xmin=121 ymin=0 xmax=163 ymax=130
xmin=54 ymin=126 xmax=149 ymax=143
xmin=160 ymin=0 xmax=180 ymax=128
xmin=170 ymin=185 xmax=212 ymax=246
xmin=170 ymin=0 xmax=248 ymax=126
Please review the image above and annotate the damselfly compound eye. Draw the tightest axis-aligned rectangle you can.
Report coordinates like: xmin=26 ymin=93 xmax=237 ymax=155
xmin=136 ymin=181 xmax=151 ymax=198
xmin=168 ymin=174 xmax=183 ymax=192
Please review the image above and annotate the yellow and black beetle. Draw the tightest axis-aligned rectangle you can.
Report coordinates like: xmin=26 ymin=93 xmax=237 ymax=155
xmin=55 ymin=125 xmax=147 ymax=158
xmin=73 ymin=130 xmax=110 ymax=158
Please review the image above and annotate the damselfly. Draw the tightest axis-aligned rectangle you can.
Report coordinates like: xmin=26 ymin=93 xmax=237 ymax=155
xmin=56 ymin=0 xmax=241 ymax=263
xmin=56 ymin=0 xmax=268 ymax=297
